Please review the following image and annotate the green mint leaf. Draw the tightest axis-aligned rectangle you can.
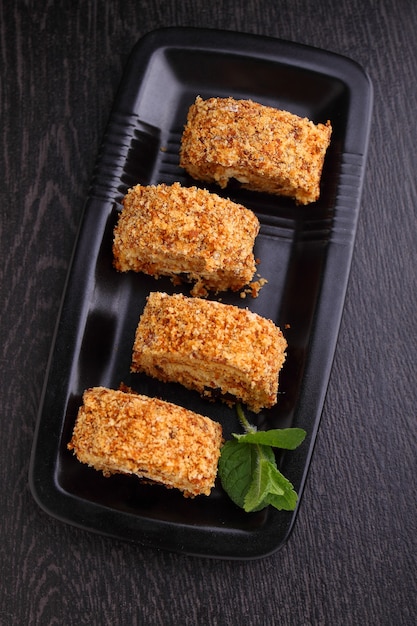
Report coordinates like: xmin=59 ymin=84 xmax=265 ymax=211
xmin=265 ymin=488 xmax=298 ymax=511
xmin=243 ymin=454 xmax=284 ymax=512
xmin=219 ymin=405 xmax=306 ymax=514
xmin=218 ymin=440 xmax=258 ymax=509
xmin=233 ymin=428 xmax=306 ymax=449
xmin=219 ymin=439 xmax=299 ymax=513
xmin=264 ymin=466 xmax=299 ymax=510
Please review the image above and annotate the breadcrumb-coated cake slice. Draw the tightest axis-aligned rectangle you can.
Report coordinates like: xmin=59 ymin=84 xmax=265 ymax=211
xmin=131 ymin=292 xmax=287 ymax=413
xmin=67 ymin=386 xmax=223 ymax=497
xmin=112 ymin=182 xmax=260 ymax=297
xmin=179 ymin=96 xmax=332 ymax=205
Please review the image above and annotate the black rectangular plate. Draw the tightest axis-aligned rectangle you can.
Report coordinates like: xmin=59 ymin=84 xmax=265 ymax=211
xmin=29 ymin=27 xmax=373 ymax=559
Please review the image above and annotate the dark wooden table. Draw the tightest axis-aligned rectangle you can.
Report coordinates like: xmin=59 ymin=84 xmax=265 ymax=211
xmin=1 ymin=1 xmax=416 ymax=624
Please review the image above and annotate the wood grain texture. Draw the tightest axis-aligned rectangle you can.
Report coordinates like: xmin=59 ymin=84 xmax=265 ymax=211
xmin=1 ymin=1 xmax=416 ymax=625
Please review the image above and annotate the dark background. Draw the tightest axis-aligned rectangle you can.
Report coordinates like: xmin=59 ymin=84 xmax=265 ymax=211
xmin=1 ymin=1 xmax=416 ymax=624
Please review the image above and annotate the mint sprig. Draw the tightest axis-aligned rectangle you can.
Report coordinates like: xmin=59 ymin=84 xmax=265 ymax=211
xmin=218 ymin=404 xmax=306 ymax=513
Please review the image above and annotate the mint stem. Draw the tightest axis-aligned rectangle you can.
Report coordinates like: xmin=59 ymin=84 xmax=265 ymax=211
xmin=236 ymin=403 xmax=257 ymax=434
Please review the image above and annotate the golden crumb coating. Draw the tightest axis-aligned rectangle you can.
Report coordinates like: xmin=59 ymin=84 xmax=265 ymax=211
xmin=67 ymin=387 xmax=223 ymax=497
xmin=131 ymin=292 xmax=287 ymax=413
xmin=112 ymin=182 xmax=259 ymax=296
xmin=180 ymin=96 xmax=332 ymax=205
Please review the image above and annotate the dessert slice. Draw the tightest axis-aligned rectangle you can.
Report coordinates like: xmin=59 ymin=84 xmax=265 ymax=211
xmin=67 ymin=386 xmax=223 ymax=497
xmin=131 ymin=292 xmax=287 ymax=413
xmin=180 ymin=96 xmax=332 ymax=205
xmin=113 ymin=182 xmax=260 ymax=296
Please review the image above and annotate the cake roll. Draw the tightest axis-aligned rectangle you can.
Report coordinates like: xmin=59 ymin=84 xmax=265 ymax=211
xmin=67 ymin=386 xmax=223 ymax=497
xmin=179 ymin=96 xmax=332 ymax=205
xmin=112 ymin=182 xmax=260 ymax=296
xmin=131 ymin=292 xmax=287 ymax=413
